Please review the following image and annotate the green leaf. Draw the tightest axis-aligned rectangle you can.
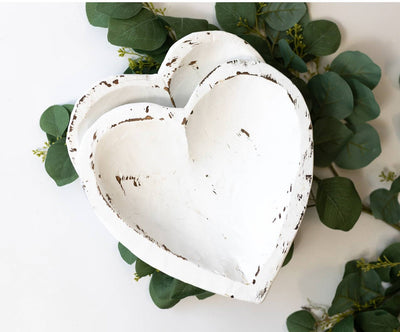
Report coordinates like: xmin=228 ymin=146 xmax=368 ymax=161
xmin=316 ymin=177 xmax=362 ymax=231
xmin=135 ymin=258 xmax=156 ymax=278
xmin=278 ymin=39 xmax=307 ymax=72
xmin=303 ymin=20 xmax=341 ymax=56
xmin=391 ymin=177 xmax=400 ymax=192
xmin=343 ymin=260 xmax=361 ymax=278
xmin=330 ymin=51 xmax=382 ymax=89
xmin=379 ymin=242 xmax=400 ymax=283
xmin=265 ymin=24 xmax=286 ymax=46
xmin=370 ymin=189 xmax=400 ymax=225
xmin=334 ymin=123 xmax=381 ymax=169
xmin=298 ymin=6 xmax=310 ymax=27
xmin=135 ymin=37 xmax=174 ymax=56
xmin=118 ymin=242 xmax=137 ymax=265
xmin=346 ymin=79 xmax=380 ymax=124
xmin=62 ymin=104 xmax=74 ymax=115
xmin=40 ymin=105 xmax=70 ymax=138
xmin=45 ymin=139 xmax=78 ymax=186
xmin=215 ymin=3 xmax=256 ymax=34
xmin=379 ymin=294 xmax=400 ymax=317
xmin=286 ymin=310 xmax=316 ymax=332
xmin=46 ymin=134 xmax=57 ymax=144
xmin=355 ymin=310 xmax=400 ymax=332
xmin=207 ymin=24 xmax=219 ymax=30
xmin=149 ymin=271 xmax=206 ymax=309
xmin=332 ymin=316 xmax=354 ymax=332
xmin=262 ymin=3 xmax=306 ymax=31
xmin=97 ymin=3 xmax=142 ymax=19
xmin=313 ymin=117 xmax=353 ymax=167
xmin=386 ymin=279 xmax=400 ymax=296
xmin=86 ymin=3 xmax=110 ymax=28
xmin=238 ymin=34 xmax=273 ymax=63
xmin=283 ymin=243 xmax=294 ymax=267
xmin=160 ymin=16 xmax=209 ymax=40
xmin=108 ymin=9 xmax=167 ymax=51
xmin=291 ymin=77 xmax=312 ymax=110
xmin=328 ymin=270 xmax=383 ymax=315
xmin=308 ymin=72 xmax=353 ymax=120
xmin=196 ymin=291 xmax=214 ymax=300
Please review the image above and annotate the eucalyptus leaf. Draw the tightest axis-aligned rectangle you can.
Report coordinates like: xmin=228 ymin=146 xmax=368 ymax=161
xmin=45 ymin=139 xmax=78 ymax=186
xmin=149 ymin=272 xmax=181 ymax=309
xmin=308 ymin=72 xmax=353 ymax=120
xmin=379 ymin=242 xmax=400 ymax=283
xmin=265 ymin=23 xmax=286 ymax=45
xmin=343 ymin=260 xmax=360 ymax=278
xmin=149 ymin=271 xmax=206 ymax=309
xmin=334 ymin=123 xmax=381 ymax=169
xmin=328 ymin=269 xmax=383 ymax=315
xmin=135 ymin=258 xmax=156 ymax=278
xmin=313 ymin=117 xmax=353 ymax=167
xmin=118 ymin=242 xmax=137 ymax=265
xmin=160 ymin=16 xmax=209 ymax=40
xmin=135 ymin=37 xmax=174 ymax=56
xmin=196 ymin=291 xmax=214 ymax=300
xmin=303 ymin=20 xmax=341 ymax=56
xmin=262 ymin=3 xmax=306 ymax=31
xmin=207 ymin=24 xmax=219 ymax=30
xmin=283 ymin=243 xmax=294 ymax=267
xmin=316 ymin=177 xmax=362 ymax=231
xmin=355 ymin=310 xmax=400 ymax=332
xmin=346 ymin=79 xmax=380 ymax=124
xmin=291 ymin=77 xmax=312 ymax=110
xmin=40 ymin=105 xmax=70 ymax=138
xmin=332 ymin=316 xmax=354 ymax=332
xmin=298 ymin=7 xmax=310 ymax=27
xmin=239 ymin=34 xmax=272 ymax=62
xmin=215 ymin=2 xmax=256 ymax=34
xmin=379 ymin=294 xmax=400 ymax=317
xmin=386 ymin=279 xmax=400 ymax=296
xmin=108 ymin=9 xmax=167 ymax=51
xmin=286 ymin=310 xmax=316 ymax=332
xmin=278 ymin=39 xmax=307 ymax=72
xmin=62 ymin=104 xmax=74 ymax=115
xmin=97 ymin=3 xmax=142 ymax=19
xmin=330 ymin=51 xmax=381 ymax=89
xmin=86 ymin=3 xmax=110 ymax=28
xmin=46 ymin=133 xmax=57 ymax=144
xmin=370 ymin=189 xmax=400 ymax=225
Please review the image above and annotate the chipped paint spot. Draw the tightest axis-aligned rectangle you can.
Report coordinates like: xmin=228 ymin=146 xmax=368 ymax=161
xmin=165 ymin=57 xmax=178 ymax=67
xmin=115 ymin=175 xmax=126 ymax=195
xmin=240 ymin=128 xmax=250 ymax=137
xmin=99 ymin=80 xmax=112 ymax=87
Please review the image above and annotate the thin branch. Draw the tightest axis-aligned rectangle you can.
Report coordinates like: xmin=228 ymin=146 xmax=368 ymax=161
xmin=329 ymin=164 xmax=340 ymax=177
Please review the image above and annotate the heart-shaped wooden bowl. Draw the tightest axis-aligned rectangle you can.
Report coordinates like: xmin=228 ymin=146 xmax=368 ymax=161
xmin=67 ymin=31 xmax=264 ymax=173
xmin=74 ymin=58 xmax=313 ymax=303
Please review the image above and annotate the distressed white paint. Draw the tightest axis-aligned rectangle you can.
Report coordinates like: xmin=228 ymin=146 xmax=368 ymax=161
xmin=74 ymin=57 xmax=313 ymax=302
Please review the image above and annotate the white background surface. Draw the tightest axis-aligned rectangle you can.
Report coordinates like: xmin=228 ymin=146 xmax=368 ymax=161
xmin=1 ymin=2 xmax=400 ymax=331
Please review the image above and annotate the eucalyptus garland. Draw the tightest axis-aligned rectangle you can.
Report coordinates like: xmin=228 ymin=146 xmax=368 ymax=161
xmin=287 ymin=242 xmax=400 ymax=331
xmin=34 ymin=2 xmax=400 ymax=317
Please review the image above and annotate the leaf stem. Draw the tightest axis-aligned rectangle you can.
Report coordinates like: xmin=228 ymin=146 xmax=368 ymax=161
xmin=329 ymin=164 xmax=340 ymax=177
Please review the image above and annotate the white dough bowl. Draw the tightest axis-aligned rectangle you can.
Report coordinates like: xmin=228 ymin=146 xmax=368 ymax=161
xmin=68 ymin=32 xmax=313 ymax=303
